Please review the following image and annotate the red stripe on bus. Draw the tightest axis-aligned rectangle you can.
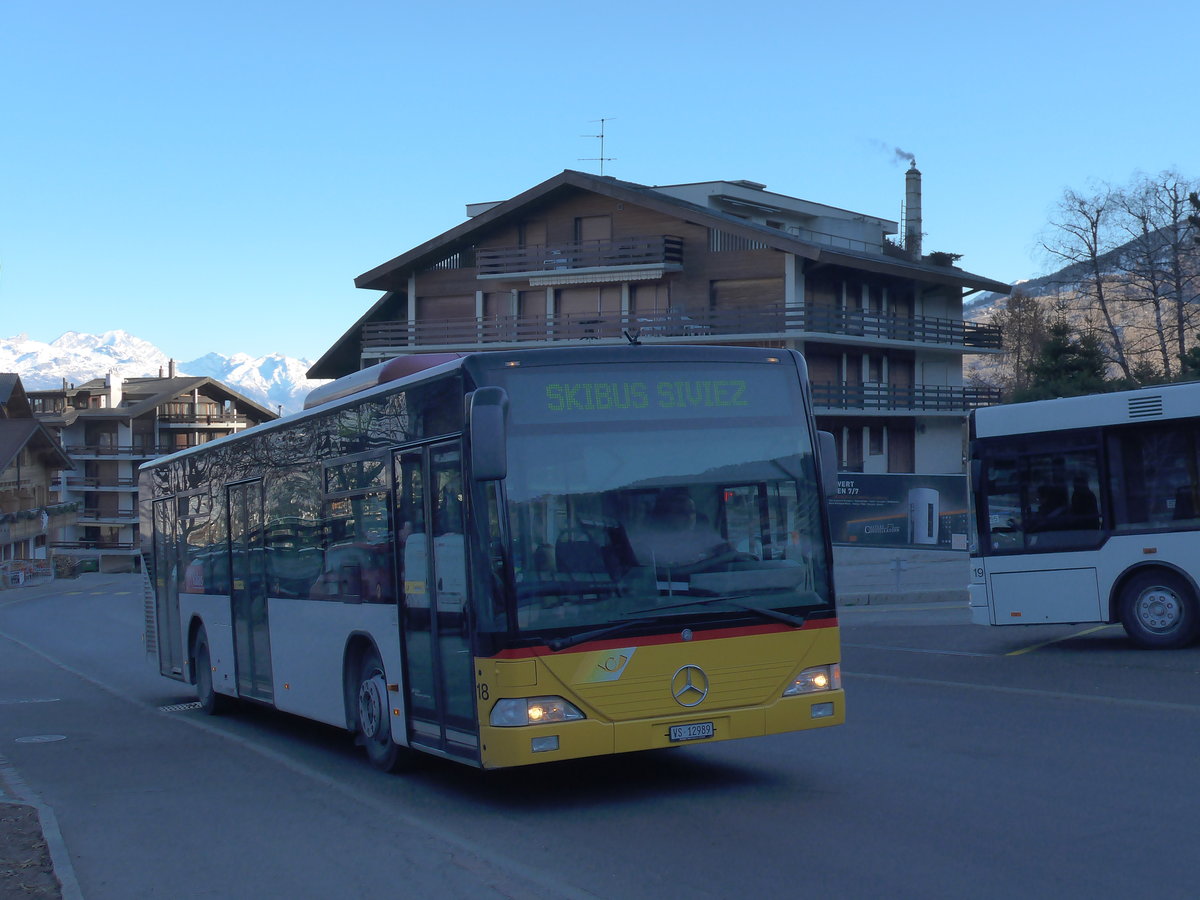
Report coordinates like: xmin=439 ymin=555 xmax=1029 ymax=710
xmin=491 ymin=617 xmax=838 ymax=659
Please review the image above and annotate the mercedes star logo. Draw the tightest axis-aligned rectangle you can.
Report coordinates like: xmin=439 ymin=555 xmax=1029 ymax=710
xmin=671 ymin=665 xmax=709 ymax=707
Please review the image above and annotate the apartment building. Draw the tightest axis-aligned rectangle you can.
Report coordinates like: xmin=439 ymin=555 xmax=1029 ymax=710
xmin=310 ymin=168 xmax=1009 ymax=475
xmin=28 ymin=367 xmax=276 ymax=573
xmin=0 ymin=374 xmax=76 ymax=579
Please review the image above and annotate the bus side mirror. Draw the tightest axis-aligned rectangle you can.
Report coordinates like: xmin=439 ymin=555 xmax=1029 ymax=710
xmin=469 ymin=387 xmax=509 ymax=481
xmin=818 ymin=431 xmax=838 ymax=497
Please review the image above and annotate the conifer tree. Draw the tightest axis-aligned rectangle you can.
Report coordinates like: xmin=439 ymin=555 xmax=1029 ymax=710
xmin=1012 ymin=319 xmax=1111 ymax=402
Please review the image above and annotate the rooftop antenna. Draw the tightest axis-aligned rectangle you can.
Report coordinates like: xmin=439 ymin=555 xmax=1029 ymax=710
xmin=580 ymin=117 xmax=615 ymax=176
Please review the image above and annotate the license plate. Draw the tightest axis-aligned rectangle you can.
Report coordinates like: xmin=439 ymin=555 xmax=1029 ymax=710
xmin=669 ymin=722 xmax=714 ymax=742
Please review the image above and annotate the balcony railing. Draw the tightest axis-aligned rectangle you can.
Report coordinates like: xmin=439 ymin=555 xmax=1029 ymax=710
xmin=476 ymin=235 xmax=684 ymax=277
xmin=53 ymin=477 xmax=139 ymax=489
xmin=158 ymin=413 xmax=248 ymax=426
xmin=811 ymin=383 xmax=1002 ymax=412
xmin=77 ymin=509 xmax=138 ymax=522
xmin=63 ymin=444 xmax=173 ymax=458
xmin=361 ymin=304 xmax=1002 ymax=350
xmin=52 ymin=540 xmax=137 ymax=553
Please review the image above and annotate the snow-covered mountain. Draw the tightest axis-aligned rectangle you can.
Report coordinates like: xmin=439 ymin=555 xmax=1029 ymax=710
xmin=0 ymin=331 xmax=328 ymax=415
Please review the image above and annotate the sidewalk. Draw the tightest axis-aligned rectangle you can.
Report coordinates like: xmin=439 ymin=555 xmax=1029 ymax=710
xmin=834 ymin=546 xmax=968 ymax=605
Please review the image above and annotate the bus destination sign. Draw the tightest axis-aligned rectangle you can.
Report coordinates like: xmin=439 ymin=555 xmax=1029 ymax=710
xmin=511 ymin=366 xmax=793 ymax=424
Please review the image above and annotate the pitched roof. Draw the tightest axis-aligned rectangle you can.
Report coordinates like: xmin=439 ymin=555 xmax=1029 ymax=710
xmin=0 ymin=419 xmax=75 ymax=472
xmin=0 ymin=374 xmax=31 ymax=417
xmin=311 ymin=169 xmax=1011 ymax=378
xmin=68 ymin=376 xmax=277 ymax=421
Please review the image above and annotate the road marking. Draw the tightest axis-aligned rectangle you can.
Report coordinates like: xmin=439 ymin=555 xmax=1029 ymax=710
xmin=843 ymin=642 xmax=994 ymax=658
xmin=849 ymin=671 xmax=1200 ymax=714
xmin=0 ymin=698 xmax=62 ymax=705
xmin=1006 ymin=624 xmax=1120 ymax=656
xmin=0 ymin=625 xmax=596 ymax=900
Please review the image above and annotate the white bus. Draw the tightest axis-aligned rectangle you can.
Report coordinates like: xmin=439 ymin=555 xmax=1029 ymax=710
xmin=968 ymin=381 xmax=1200 ymax=648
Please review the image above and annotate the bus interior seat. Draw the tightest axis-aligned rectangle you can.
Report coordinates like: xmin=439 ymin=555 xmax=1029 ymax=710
xmin=1173 ymin=486 xmax=1197 ymax=520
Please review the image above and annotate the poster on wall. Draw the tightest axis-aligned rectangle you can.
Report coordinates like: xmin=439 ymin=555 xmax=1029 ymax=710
xmin=827 ymin=473 xmax=968 ymax=550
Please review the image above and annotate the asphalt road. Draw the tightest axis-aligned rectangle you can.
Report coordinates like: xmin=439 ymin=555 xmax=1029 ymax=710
xmin=3 ymin=575 xmax=1199 ymax=899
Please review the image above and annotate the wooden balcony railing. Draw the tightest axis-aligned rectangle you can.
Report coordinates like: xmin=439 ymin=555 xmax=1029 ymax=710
xmin=811 ymin=383 xmax=1002 ymax=412
xmin=361 ymin=304 xmax=1002 ymax=350
xmin=476 ymin=235 xmax=683 ymax=277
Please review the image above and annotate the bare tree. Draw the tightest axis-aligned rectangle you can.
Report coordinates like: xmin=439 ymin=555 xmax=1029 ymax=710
xmin=987 ymin=289 xmax=1053 ymax=398
xmin=1113 ymin=171 xmax=1200 ymax=378
xmin=1041 ymin=185 xmax=1133 ymax=380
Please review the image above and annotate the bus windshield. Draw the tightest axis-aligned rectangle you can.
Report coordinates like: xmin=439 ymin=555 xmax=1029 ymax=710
xmin=493 ymin=361 xmax=832 ymax=636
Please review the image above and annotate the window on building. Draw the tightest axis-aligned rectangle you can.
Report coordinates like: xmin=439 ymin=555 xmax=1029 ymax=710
xmin=574 ymin=215 xmax=611 ymax=243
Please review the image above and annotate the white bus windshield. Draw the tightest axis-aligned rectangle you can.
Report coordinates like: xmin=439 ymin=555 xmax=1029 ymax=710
xmin=493 ymin=362 xmax=832 ymax=636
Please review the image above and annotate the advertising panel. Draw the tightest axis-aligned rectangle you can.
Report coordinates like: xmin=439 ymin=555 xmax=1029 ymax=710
xmin=828 ymin=473 xmax=968 ymax=550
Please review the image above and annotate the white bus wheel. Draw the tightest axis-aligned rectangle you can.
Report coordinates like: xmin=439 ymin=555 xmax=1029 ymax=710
xmin=1119 ymin=570 xmax=1200 ymax=650
xmin=192 ymin=627 xmax=232 ymax=715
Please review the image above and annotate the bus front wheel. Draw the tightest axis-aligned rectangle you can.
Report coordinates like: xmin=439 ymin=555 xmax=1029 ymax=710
xmin=192 ymin=626 xmax=231 ymax=715
xmin=1119 ymin=570 xmax=1200 ymax=649
xmin=355 ymin=649 xmax=405 ymax=772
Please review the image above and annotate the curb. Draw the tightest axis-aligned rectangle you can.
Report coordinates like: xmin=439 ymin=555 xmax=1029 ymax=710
xmin=0 ymin=757 xmax=83 ymax=900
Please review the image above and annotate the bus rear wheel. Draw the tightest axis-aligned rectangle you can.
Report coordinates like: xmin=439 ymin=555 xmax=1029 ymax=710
xmin=1119 ymin=570 xmax=1200 ymax=649
xmin=192 ymin=626 xmax=231 ymax=715
xmin=355 ymin=649 xmax=405 ymax=772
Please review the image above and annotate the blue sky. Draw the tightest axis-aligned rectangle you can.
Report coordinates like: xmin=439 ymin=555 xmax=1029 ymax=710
xmin=2 ymin=0 xmax=1196 ymax=364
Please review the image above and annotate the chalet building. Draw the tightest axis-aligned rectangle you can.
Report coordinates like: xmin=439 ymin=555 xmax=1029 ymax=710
xmin=0 ymin=374 xmax=76 ymax=580
xmin=310 ymin=168 xmax=1009 ymax=475
xmin=28 ymin=366 xmax=276 ymax=573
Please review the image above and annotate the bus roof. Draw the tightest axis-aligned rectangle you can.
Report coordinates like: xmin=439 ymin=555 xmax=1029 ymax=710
xmin=972 ymin=380 xmax=1200 ymax=439
xmin=142 ymin=345 xmax=802 ymax=472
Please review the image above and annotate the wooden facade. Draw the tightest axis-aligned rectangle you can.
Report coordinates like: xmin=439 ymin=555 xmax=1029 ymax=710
xmin=313 ymin=171 xmax=1010 ymax=474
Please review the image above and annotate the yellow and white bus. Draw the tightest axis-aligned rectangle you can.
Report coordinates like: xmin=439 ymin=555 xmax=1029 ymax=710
xmin=969 ymin=381 xmax=1200 ymax=649
xmin=141 ymin=345 xmax=843 ymax=770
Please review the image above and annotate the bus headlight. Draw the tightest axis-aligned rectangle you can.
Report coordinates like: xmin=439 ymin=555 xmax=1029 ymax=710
xmin=489 ymin=696 xmax=586 ymax=727
xmin=782 ymin=664 xmax=841 ymax=697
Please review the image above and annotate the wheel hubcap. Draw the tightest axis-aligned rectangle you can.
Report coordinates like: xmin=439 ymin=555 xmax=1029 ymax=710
xmin=1136 ymin=588 xmax=1180 ymax=633
xmin=358 ymin=673 xmax=387 ymax=740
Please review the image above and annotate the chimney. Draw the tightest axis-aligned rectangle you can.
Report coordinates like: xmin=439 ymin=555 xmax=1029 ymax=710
xmin=168 ymin=359 xmax=176 ymax=378
xmin=905 ymin=161 xmax=922 ymax=258
xmin=105 ymin=370 xmax=123 ymax=407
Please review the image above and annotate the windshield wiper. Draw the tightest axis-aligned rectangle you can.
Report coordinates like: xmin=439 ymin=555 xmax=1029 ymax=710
xmin=627 ymin=593 xmax=809 ymax=628
xmin=546 ymin=616 xmax=663 ymax=652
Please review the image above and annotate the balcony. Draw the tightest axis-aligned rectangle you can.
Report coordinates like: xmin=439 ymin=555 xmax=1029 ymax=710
xmin=361 ymin=304 xmax=1002 ymax=353
xmin=811 ymin=382 xmax=1002 ymax=414
xmin=0 ymin=505 xmax=79 ymax=543
xmin=476 ymin=235 xmax=684 ymax=281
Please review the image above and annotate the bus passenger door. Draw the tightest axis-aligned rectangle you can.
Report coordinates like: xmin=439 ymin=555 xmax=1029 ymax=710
xmin=227 ymin=480 xmax=273 ymax=702
xmin=152 ymin=497 xmax=184 ymax=677
xmin=394 ymin=443 xmax=478 ymax=761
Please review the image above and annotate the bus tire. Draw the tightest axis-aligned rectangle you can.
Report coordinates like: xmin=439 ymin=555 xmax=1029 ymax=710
xmin=192 ymin=626 xmax=231 ymax=715
xmin=355 ymin=648 xmax=405 ymax=772
xmin=1118 ymin=569 xmax=1200 ymax=649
